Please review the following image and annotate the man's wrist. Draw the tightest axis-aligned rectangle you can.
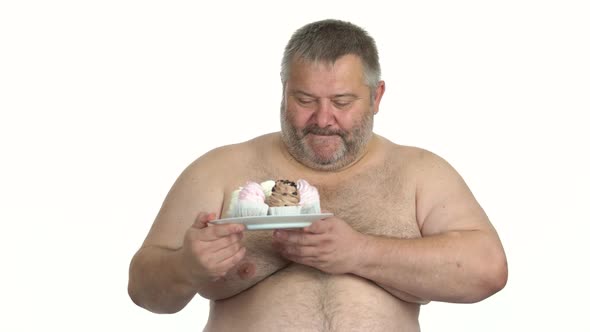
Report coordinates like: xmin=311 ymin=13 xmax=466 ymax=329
xmin=173 ymin=247 xmax=205 ymax=291
xmin=351 ymin=232 xmax=374 ymax=275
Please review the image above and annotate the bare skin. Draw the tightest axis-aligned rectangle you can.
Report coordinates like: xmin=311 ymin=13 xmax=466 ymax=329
xmin=206 ymin=134 xmax=425 ymax=331
xmin=128 ymin=55 xmax=507 ymax=331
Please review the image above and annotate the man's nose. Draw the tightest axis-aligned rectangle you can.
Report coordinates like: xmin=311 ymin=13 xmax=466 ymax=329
xmin=314 ymin=99 xmax=336 ymax=128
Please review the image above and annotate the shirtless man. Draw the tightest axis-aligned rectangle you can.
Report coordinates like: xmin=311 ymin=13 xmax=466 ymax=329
xmin=128 ymin=19 xmax=508 ymax=331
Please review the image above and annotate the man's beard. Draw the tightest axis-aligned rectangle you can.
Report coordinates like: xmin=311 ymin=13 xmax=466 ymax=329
xmin=280 ymin=102 xmax=374 ymax=171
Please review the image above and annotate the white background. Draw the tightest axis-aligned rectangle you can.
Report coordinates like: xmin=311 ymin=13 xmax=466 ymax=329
xmin=1 ymin=1 xmax=589 ymax=331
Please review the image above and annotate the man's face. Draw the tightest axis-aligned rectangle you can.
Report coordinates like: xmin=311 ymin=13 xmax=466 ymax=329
xmin=281 ymin=54 xmax=384 ymax=171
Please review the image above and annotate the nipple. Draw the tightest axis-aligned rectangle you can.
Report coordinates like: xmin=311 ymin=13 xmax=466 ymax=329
xmin=237 ymin=262 xmax=256 ymax=280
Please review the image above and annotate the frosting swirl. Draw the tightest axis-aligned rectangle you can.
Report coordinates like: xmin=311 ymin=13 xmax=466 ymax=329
xmin=297 ymin=179 xmax=320 ymax=205
xmin=238 ymin=182 xmax=266 ymax=204
xmin=260 ymin=180 xmax=276 ymax=198
xmin=266 ymin=179 xmax=300 ymax=207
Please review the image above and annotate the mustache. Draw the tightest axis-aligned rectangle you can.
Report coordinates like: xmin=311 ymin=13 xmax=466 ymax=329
xmin=302 ymin=125 xmax=346 ymax=137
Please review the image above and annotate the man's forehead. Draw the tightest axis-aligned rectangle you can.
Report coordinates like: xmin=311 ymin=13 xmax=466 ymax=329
xmin=288 ymin=54 xmax=365 ymax=86
xmin=291 ymin=89 xmax=359 ymax=98
xmin=284 ymin=54 xmax=369 ymax=100
xmin=292 ymin=54 xmax=363 ymax=70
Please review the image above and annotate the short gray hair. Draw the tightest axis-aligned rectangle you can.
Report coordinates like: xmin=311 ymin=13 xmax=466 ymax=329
xmin=280 ymin=19 xmax=381 ymax=94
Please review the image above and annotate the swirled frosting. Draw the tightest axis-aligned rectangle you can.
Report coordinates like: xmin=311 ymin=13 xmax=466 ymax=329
xmin=238 ymin=182 xmax=266 ymax=204
xmin=297 ymin=179 xmax=320 ymax=205
xmin=266 ymin=179 xmax=300 ymax=207
xmin=260 ymin=180 xmax=276 ymax=198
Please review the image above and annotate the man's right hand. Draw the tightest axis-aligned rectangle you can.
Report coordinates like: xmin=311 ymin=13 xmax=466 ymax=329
xmin=181 ymin=212 xmax=246 ymax=283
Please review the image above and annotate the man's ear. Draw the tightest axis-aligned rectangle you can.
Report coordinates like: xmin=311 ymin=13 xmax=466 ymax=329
xmin=373 ymin=80 xmax=385 ymax=114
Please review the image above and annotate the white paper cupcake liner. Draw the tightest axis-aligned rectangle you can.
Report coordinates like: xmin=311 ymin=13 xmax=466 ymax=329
xmin=236 ymin=201 xmax=269 ymax=217
xmin=268 ymin=205 xmax=302 ymax=216
xmin=226 ymin=189 xmax=242 ymax=217
xmin=300 ymin=202 xmax=321 ymax=214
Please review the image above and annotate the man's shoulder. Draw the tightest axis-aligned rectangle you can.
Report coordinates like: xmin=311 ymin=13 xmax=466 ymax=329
xmin=377 ymin=136 xmax=439 ymax=165
xmin=184 ymin=133 xmax=278 ymax=174
xmin=386 ymin=142 xmax=462 ymax=188
xmin=375 ymin=137 xmax=452 ymax=178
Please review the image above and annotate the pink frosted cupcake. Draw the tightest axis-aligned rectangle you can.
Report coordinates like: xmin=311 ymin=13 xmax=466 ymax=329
xmin=226 ymin=187 xmax=242 ymax=217
xmin=235 ymin=182 xmax=269 ymax=217
xmin=297 ymin=179 xmax=321 ymax=214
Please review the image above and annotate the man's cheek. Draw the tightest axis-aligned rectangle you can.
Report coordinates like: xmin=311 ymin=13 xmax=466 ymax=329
xmin=288 ymin=108 xmax=314 ymax=126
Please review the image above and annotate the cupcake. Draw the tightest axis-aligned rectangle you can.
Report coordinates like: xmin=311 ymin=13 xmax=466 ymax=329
xmin=235 ymin=182 xmax=269 ymax=217
xmin=266 ymin=179 xmax=302 ymax=215
xmin=226 ymin=187 xmax=242 ymax=217
xmin=260 ymin=180 xmax=276 ymax=198
xmin=297 ymin=179 xmax=321 ymax=214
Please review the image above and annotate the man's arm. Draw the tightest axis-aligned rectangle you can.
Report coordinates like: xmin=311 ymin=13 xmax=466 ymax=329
xmin=128 ymin=212 xmax=247 ymax=313
xmin=128 ymin=146 xmax=289 ymax=313
xmin=355 ymin=229 xmax=506 ymax=303
xmin=129 ymin=229 xmax=289 ymax=311
xmin=128 ymin=242 xmax=212 ymax=314
xmin=273 ymin=150 xmax=507 ymax=303
xmin=352 ymin=151 xmax=507 ymax=303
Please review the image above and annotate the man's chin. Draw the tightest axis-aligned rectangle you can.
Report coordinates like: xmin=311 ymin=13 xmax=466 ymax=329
xmin=304 ymin=135 xmax=343 ymax=152
xmin=302 ymin=147 xmax=344 ymax=166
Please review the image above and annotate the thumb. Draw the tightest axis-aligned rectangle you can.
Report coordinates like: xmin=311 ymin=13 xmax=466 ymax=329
xmin=304 ymin=214 xmax=332 ymax=234
xmin=192 ymin=212 xmax=216 ymax=229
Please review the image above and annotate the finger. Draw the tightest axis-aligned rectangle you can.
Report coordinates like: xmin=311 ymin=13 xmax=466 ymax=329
xmin=274 ymin=230 xmax=318 ymax=246
xmin=199 ymin=223 xmax=245 ymax=241
xmin=210 ymin=233 xmax=244 ymax=253
xmin=281 ymin=244 xmax=318 ymax=258
xmin=284 ymin=253 xmax=322 ymax=267
xmin=205 ymin=212 xmax=217 ymax=224
xmin=215 ymin=246 xmax=246 ymax=272
xmin=191 ymin=212 xmax=212 ymax=229
xmin=271 ymin=239 xmax=285 ymax=252
xmin=304 ymin=218 xmax=332 ymax=234
xmin=208 ymin=241 xmax=245 ymax=263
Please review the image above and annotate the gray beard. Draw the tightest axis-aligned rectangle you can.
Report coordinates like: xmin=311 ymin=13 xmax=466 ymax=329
xmin=280 ymin=101 xmax=374 ymax=171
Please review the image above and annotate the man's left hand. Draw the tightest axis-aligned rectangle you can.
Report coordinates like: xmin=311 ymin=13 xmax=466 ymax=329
xmin=271 ymin=215 xmax=366 ymax=274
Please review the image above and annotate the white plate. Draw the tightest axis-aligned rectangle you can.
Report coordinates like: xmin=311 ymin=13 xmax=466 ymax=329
xmin=210 ymin=213 xmax=333 ymax=230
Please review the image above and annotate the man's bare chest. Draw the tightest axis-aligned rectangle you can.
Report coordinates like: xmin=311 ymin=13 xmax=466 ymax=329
xmin=223 ymin=164 xmax=421 ymax=239
xmin=316 ymin=174 xmax=421 ymax=238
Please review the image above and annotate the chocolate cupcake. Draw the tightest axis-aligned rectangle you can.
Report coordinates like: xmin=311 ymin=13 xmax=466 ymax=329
xmin=266 ymin=179 xmax=302 ymax=215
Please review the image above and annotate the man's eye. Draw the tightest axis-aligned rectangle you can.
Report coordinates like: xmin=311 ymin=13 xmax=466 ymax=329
xmin=298 ymin=99 xmax=314 ymax=105
xmin=333 ymin=101 xmax=352 ymax=108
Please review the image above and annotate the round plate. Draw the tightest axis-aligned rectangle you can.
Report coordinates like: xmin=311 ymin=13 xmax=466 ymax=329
xmin=209 ymin=213 xmax=333 ymax=230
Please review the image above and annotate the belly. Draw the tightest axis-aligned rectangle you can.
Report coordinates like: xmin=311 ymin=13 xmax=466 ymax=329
xmin=205 ymin=264 xmax=420 ymax=332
